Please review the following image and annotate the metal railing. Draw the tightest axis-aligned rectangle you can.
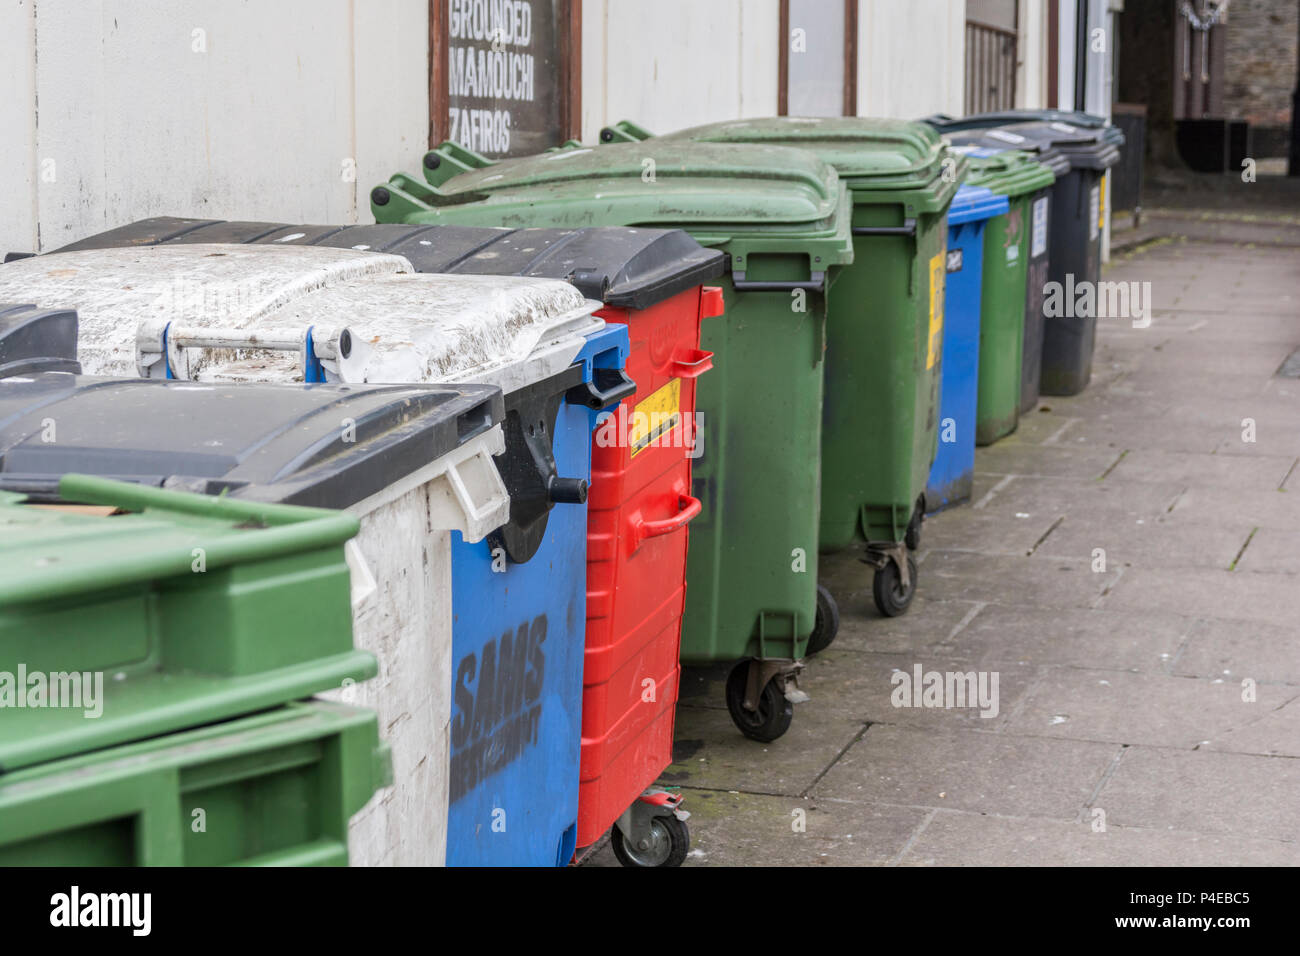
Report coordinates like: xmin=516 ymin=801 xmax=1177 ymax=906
xmin=965 ymin=21 xmax=1018 ymax=115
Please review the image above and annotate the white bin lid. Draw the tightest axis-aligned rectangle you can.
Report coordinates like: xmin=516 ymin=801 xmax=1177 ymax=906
xmin=0 ymin=245 xmax=604 ymax=390
xmin=0 ymin=244 xmax=411 ymax=377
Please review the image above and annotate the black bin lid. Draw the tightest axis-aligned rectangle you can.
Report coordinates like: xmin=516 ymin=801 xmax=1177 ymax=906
xmin=55 ymin=218 xmax=728 ymax=312
xmin=922 ymin=109 xmax=1125 ymax=147
xmin=0 ymin=373 xmax=503 ymax=509
xmin=0 ymin=303 xmax=81 ymax=378
xmin=948 ymin=122 xmax=1119 ymax=172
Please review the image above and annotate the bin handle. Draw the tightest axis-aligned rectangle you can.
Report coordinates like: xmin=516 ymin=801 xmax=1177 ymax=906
xmin=731 ymin=271 xmax=826 ymax=293
xmin=851 ymin=218 xmax=920 ymax=295
xmin=566 ymin=366 xmax=637 ymax=410
xmin=669 ymin=348 xmax=713 ymax=379
xmin=632 ymin=494 xmax=702 ymax=547
xmin=851 ymin=218 xmax=917 ymax=238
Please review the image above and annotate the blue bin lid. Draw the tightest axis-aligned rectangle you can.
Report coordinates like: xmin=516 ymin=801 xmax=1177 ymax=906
xmin=948 ymin=185 xmax=1008 ymax=226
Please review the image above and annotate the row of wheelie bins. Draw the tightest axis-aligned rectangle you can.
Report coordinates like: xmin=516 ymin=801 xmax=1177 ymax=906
xmin=0 ymin=107 xmax=1120 ymax=867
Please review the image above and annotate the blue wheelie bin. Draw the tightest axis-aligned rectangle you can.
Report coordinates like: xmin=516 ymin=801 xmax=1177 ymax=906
xmin=925 ymin=184 xmax=1008 ymax=513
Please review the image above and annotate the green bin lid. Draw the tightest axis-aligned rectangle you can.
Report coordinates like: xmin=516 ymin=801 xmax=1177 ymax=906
xmin=950 ymin=147 xmax=1055 ymax=198
xmin=372 ymin=141 xmax=854 ymax=268
xmin=616 ymin=116 xmax=965 ymax=212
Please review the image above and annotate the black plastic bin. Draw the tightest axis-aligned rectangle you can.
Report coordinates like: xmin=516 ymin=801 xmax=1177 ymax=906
xmin=941 ymin=122 xmax=1121 ymax=396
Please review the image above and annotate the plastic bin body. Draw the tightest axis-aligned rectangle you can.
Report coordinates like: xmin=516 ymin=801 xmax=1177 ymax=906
xmin=598 ymin=117 xmax=964 ymax=553
xmin=370 ymin=141 xmax=854 ymax=671
xmin=1040 ymin=162 xmax=1106 ymax=395
xmin=925 ymin=185 xmax=1007 ymax=512
xmin=0 ymin=471 xmax=372 ymax=773
xmin=577 ymin=285 xmax=716 ymax=849
xmin=0 ymin=376 xmax=509 ymax=867
xmin=446 ymin=325 xmax=629 ymax=866
xmin=951 ymin=148 xmax=1056 ymax=442
xmin=0 ymin=700 xmax=389 ymax=866
xmin=49 ymin=217 xmax=725 ymax=854
xmin=942 ymin=122 xmax=1121 ymax=397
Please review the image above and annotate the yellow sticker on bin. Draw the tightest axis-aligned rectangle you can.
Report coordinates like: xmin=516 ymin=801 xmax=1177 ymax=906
xmin=927 ymin=252 xmax=945 ymax=370
xmin=630 ymin=378 xmax=682 ymax=458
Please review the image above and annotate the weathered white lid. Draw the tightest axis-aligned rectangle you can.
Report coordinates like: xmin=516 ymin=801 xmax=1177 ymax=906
xmin=0 ymin=244 xmax=603 ymax=389
xmin=266 ymin=271 xmax=602 ymax=392
xmin=0 ymin=244 xmax=412 ymax=376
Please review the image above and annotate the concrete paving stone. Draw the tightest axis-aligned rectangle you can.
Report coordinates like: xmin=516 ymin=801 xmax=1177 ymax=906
xmin=917 ymin=504 xmax=1062 ymax=556
xmin=942 ymin=603 xmax=1192 ymax=673
xmin=1174 ymin=617 xmax=1300 ymax=685
xmin=1033 ymin=514 xmax=1250 ymax=571
xmin=1137 ymin=338 xmax=1297 ymax=379
xmin=898 ymin=811 xmax=1299 ymax=866
xmin=1166 ymin=314 xmax=1300 ymax=346
xmin=811 ymin=724 xmax=1118 ymax=819
xmin=579 ymin=792 xmax=930 ymax=867
xmin=675 ymin=791 xmax=928 ymax=867
xmin=1106 ymin=448 xmax=1294 ymax=493
xmin=1162 ymin=485 xmax=1300 ymax=533
xmin=799 ymin=648 xmax=1034 ymax=732
xmin=1003 ymin=408 xmax=1083 ymax=444
xmin=1234 ymin=527 xmax=1300 ymax=574
xmin=820 ymin=553 xmax=979 ymax=655
xmin=1062 ymin=414 xmax=1221 ymax=453
xmin=1007 ymin=668 xmax=1277 ymax=750
xmin=972 ymin=442 xmax=1123 ymax=479
xmin=1107 ymin=368 xmax=1275 ymax=403
xmin=1096 ymin=746 xmax=1300 ymax=843
xmin=1102 ymin=566 xmax=1300 ymax=624
xmin=921 ymin=550 xmax=1119 ymax=609
xmin=969 ymin=474 xmax=1186 ymax=521
xmin=664 ymin=684 xmax=865 ymax=797
xmin=1201 ymin=694 xmax=1300 ymax=758
xmin=1037 ymin=389 xmax=1174 ymax=422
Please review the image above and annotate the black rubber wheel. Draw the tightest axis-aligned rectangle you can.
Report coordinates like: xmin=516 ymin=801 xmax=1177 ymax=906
xmin=610 ymin=815 xmax=690 ymax=868
xmin=805 ymin=584 xmax=841 ymax=655
xmin=872 ymin=555 xmax=919 ymax=618
xmin=725 ymin=661 xmax=793 ymax=742
xmin=904 ymin=502 xmax=923 ymax=552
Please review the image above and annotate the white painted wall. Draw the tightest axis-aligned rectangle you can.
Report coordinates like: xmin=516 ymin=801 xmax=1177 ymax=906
xmin=856 ymin=0 xmax=966 ymax=118
xmin=0 ymin=0 xmax=428 ymax=256
xmin=581 ymin=0 xmax=779 ymax=137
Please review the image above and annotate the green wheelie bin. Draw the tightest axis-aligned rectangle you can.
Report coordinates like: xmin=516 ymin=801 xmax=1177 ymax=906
xmin=952 ymin=147 xmax=1058 ymax=445
xmin=371 ymin=141 xmax=854 ymax=742
xmin=599 ymin=118 xmax=965 ymax=617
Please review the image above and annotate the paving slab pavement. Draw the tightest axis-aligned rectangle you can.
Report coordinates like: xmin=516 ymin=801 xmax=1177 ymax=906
xmin=586 ymin=233 xmax=1300 ymax=867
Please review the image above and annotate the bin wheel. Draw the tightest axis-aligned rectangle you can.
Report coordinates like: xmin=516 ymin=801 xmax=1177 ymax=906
xmin=872 ymin=555 xmax=918 ymax=618
xmin=611 ymin=814 xmax=690 ymax=868
xmin=904 ymin=504 xmax=923 ymax=552
xmin=805 ymin=584 xmax=841 ymax=656
xmin=725 ymin=662 xmax=793 ymax=743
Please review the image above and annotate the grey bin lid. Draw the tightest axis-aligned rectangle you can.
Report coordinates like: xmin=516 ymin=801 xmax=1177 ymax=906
xmin=0 ymin=373 xmax=503 ymax=510
xmin=0 ymin=303 xmax=80 ymax=378
xmin=54 ymin=218 xmax=727 ymax=312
